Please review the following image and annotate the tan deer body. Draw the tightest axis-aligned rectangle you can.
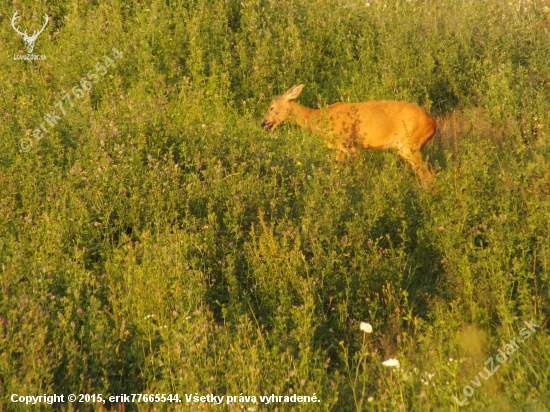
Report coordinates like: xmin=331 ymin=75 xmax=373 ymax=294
xmin=261 ymin=85 xmax=436 ymax=186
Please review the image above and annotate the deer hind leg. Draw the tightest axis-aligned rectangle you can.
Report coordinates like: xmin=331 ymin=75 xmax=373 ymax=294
xmin=396 ymin=146 xmax=434 ymax=187
xmin=335 ymin=150 xmax=347 ymax=162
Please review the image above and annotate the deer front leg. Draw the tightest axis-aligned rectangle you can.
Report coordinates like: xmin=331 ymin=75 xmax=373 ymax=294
xmin=324 ymin=132 xmax=350 ymax=162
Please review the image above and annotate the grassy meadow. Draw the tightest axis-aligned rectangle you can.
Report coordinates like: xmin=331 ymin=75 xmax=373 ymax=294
xmin=1 ymin=0 xmax=550 ymax=410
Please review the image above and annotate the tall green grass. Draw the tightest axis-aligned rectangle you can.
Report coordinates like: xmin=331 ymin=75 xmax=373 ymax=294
xmin=1 ymin=0 xmax=549 ymax=410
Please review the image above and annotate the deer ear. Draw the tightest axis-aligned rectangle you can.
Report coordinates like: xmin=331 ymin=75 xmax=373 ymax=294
xmin=283 ymin=84 xmax=305 ymax=101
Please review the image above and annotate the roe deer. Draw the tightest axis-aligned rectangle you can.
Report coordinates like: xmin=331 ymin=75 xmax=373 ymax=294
xmin=261 ymin=84 xmax=436 ymax=186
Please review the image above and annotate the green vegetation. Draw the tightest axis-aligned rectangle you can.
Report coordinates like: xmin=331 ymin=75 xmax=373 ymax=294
xmin=1 ymin=0 xmax=549 ymax=410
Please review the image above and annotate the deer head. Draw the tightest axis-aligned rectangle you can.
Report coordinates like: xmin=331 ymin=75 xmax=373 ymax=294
xmin=11 ymin=12 xmax=49 ymax=54
xmin=261 ymin=84 xmax=305 ymax=131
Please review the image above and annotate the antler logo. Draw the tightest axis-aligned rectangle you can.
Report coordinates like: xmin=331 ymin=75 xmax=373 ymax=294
xmin=11 ymin=12 xmax=49 ymax=54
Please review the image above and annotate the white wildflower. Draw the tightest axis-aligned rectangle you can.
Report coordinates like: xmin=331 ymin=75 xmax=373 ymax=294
xmin=360 ymin=321 xmax=373 ymax=334
xmin=382 ymin=358 xmax=401 ymax=369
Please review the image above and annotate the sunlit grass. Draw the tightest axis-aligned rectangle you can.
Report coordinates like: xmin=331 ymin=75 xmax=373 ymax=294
xmin=1 ymin=0 xmax=549 ymax=410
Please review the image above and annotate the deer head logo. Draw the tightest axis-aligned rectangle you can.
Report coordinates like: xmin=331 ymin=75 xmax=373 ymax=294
xmin=11 ymin=12 xmax=49 ymax=54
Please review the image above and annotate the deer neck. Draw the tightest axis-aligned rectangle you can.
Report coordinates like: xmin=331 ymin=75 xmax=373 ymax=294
xmin=288 ymin=101 xmax=320 ymax=131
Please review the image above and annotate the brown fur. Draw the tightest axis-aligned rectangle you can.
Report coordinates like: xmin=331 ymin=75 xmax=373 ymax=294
xmin=261 ymin=84 xmax=436 ymax=186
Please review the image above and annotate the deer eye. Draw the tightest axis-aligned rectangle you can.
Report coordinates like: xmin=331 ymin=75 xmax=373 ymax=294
xmin=270 ymin=107 xmax=274 ymax=111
